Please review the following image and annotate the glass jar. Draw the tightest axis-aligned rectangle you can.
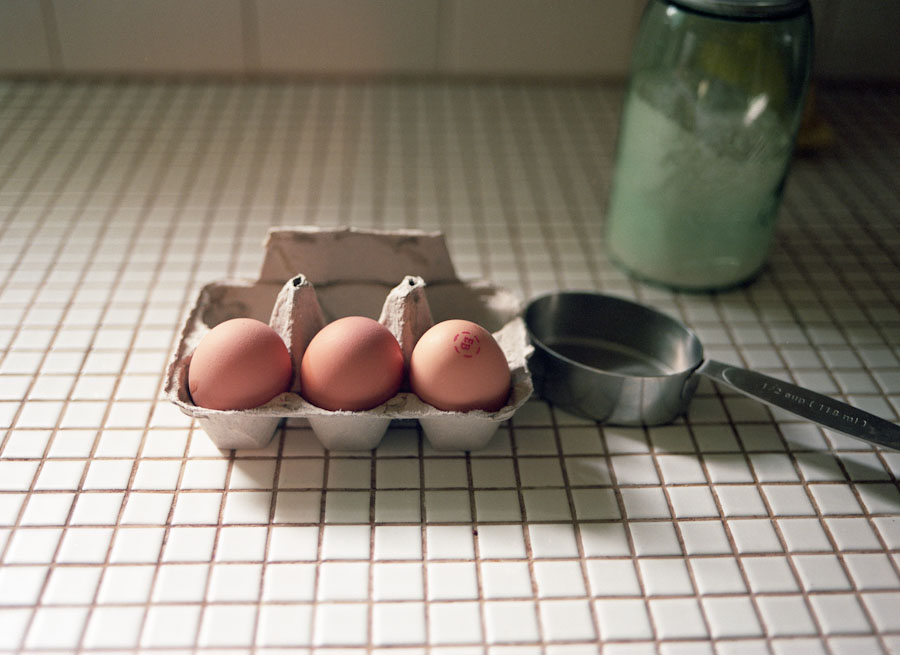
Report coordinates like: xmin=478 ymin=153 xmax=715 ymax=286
xmin=604 ymin=0 xmax=813 ymax=291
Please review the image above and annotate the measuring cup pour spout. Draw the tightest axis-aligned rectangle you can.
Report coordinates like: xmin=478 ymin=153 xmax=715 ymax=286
xmin=696 ymin=359 xmax=900 ymax=451
xmin=525 ymin=292 xmax=900 ymax=452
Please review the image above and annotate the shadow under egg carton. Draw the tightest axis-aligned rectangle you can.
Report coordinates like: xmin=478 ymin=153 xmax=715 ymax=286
xmin=163 ymin=226 xmax=533 ymax=452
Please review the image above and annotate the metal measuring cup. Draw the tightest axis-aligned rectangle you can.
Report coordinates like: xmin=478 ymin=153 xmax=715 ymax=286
xmin=524 ymin=292 xmax=900 ymax=451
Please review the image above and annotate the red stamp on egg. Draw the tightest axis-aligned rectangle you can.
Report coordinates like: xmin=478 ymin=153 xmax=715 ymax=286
xmin=453 ymin=331 xmax=481 ymax=358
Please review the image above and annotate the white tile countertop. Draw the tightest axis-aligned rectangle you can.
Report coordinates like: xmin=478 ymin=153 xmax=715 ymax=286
xmin=1 ymin=79 xmax=900 ymax=654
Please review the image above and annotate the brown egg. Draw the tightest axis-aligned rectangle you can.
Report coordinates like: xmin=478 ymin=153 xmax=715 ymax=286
xmin=299 ymin=316 xmax=405 ymax=411
xmin=188 ymin=318 xmax=292 ymax=411
xmin=409 ymin=319 xmax=511 ymax=412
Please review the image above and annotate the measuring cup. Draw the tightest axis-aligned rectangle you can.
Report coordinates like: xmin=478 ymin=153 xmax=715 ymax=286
xmin=524 ymin=292 xmax=900 ymax=451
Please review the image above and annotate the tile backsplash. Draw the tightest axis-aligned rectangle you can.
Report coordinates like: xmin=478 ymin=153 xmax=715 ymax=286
xmin=0 ymin=0 xmax=897 ymax=81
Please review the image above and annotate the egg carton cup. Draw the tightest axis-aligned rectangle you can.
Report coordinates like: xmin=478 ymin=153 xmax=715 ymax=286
xmin=164 ymin=226 xmax=533 ymax=451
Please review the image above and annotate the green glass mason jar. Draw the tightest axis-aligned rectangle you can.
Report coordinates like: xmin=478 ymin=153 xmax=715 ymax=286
xmin=604 ymin=0 xmax=813 ymax=291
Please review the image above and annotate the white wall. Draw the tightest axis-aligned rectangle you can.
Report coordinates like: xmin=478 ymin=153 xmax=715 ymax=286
xmin=0 ymin=0 xmax=896 ymax=81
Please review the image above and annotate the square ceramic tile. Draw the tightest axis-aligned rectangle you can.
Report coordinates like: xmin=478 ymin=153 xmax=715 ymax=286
xmin=152 ymin=563 xmax=209 ymax=602
xmin=278 ymin=457 xmax=325 ymax=488
xmin=482 ymin=561 xmax=534 ymax=599
xmin=522 ymin=489 xmax=572 ymax=521
xmin=162 ymin=526 xmax=217 ymax=562
xmin=374 ymin=525 xmax=422 ymax=561
xmin=33 ymin=459 xmax=85 ymax=489
xmin=323 ymin=490 xmax=370 ymax=523
xmin=557 ymin=426 xmax=604 ymax=454
xmin=518 ymin=458 xmax=565 ymax=487
xmin=426 ymin=525 xmax=474 ymax=560
xmin=215 ymin=525 xmax=267 ymax=561
xmin=273 ymin=490 xmax=322 ymax=523
xmin=529 ymin=523 xmax=580 ymax=558
xmin=24 ymin=606 xmax=89 ymax=650
xmin=262 ymin=529 xmax=317 ymax=566
xmin=181 ymin=459 xmax=229 ymax=489
xmin=594 ymin=599 xmax=653 ymax=641
xmin=483 ymin=600 xmax=540 ymax=644
xmin=539 ymin=599 xmax=596 ymax=642
xmin=207 ymin=563 xmax=262 ymax=602
xmin=808 ymin=483 xmax=863 ymax=515
xmin=428 ymin=601 xmax=482 ymax=645
xmin=477 ymin=525 xmax=526 ymax=559
xmin=728 ymin=519 xmax=783 ymax=554
xmin=470 ymin=458 xmax=516 ymax=488
xmin=756 ymin=595 xmax=818 ymax=636
xmin=96 ymin=565 xmax=155 ymax=603
xmin=317 ymin=561 xmax=369 ymax=600
xmin=222 ymin=490 xmax=272 ymax=524
xmin=474 ymin=489 xmax=521 ymax=522
xmin=83 ymin=459 xmax=134 ymax=490
xmin=638 ymin=558 xmax=694 ymax=596
xmin=701 ymin=596 xmax=762 ymax=639
xmin=376 ymin=458 xmax=420 ymax=488
xmin=375 ymin=489 xmax=421 ymax=523
xmin=56 ymin=526 xmax=113 ymax=563
xmin=261 ymin=562 xmax=317 ymax=602
xmin=423 ymin=458 xmax=468 ymax=488
xmin=255 ymin=604 xmax=312 ymax=648
xmin=656 ymin=454 xmax=707 ymax=484
xmin=762 ymin=484 xmax=816 ymax=516
xmin=570 ymin=488 xmax=621 ymax=520
xmin=321 ymin=524 xmax=370 ymax=560
xmin=230 ymin=458 xmax=277 ymax=489
xmin=742 ymin=555 xmax=800 ymax=593
xmin=0 ymin=565 xmax=48 ymax=605
xmin=703 ymin=454 xmax=755 ymax=484
xmin=428 ymin=561 xmax=479 ymax=600
xmin=843 ymin=553 xmax=900 ymax=590
xmin=649 ymin=598 xmax=708 ymax=640
xmin=579 ymin=523 xmax=632 ymax=557
xmin=715 ymin=485 xmax=769 ymax=517
xmin=533 ymin=560 xmax=587 ymax=599
xmin=197 ymin=603 xmax=257 ymax=648
xmin=120 ymin=491 xmax=173 ymax=524
xmin=313 ymin=602 xmax=368 ymax=647
xmin=424 ymin=490 xmax=472 ymax=522
xmin=629 ymin=522 xmax=682 ymax=556
xmin=109 ymin=526 xmax=165 ymax=564
xmin=585 ymin=559 xmax=641 ymax=597
xmin=47 ymin=429 xmax=96 ymax=457
xmin=668 ymin=486 xmax=720 ymax=518
xmin=690 ymin=556 xmax=747 ymax=594
xmin=793 ymin=554 xmax=852 ymax=592
xmin=565 ymin=457 xmax=613 ymax=486
xmin=372 ymin=562 xmax=424 ymax=601
xmin=132 ymin=459 xmax=181 ymax=490
xmin=20 ymin=491 xmax=75 ymax=525
xmin=372 ymin=601 xmax=427 ymax=646
xmin=854 ymin=483 xmax=900 ymax=515
xmin=808 ymin=594 xmax=871 ymax=635
xmin=42 ymin=566 xmax=102 ymax=604
xmin=861 ymin=592 xmax=900 ymax=632
xmin=610 ymin=455 xmax=660 ymax=485
xmin=777 ymin=518 xmax=833 ymax=552
xmin=326 ymin=458 xmax=371 ymax=489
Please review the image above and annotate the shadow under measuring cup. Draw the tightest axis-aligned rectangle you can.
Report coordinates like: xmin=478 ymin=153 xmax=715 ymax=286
xmin=524 ymin=292 xmax=900 ymax=451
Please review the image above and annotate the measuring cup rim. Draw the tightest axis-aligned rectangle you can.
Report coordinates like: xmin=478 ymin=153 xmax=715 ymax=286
xmin=524 ymin=291 xmax=706 ymax=380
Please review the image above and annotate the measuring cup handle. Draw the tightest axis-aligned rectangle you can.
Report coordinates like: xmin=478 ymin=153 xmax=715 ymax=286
xmin=696 ymin=359 xmax=900 ymax=451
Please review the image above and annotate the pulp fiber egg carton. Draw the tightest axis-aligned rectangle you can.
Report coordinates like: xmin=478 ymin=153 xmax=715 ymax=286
xmin=164 ymin=226 xmax=533 ymax=451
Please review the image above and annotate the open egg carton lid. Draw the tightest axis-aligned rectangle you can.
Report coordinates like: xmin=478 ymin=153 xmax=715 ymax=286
xmin=164 ymin=226 xmax=533 ymax=452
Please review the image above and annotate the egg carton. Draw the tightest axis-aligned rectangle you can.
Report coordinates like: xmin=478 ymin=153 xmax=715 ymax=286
xmin=164 ymin=226 xmax=533 ymax=451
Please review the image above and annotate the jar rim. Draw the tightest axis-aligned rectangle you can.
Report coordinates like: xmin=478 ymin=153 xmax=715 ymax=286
xmin=668 ymin=0 xmax=810 ymax=19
